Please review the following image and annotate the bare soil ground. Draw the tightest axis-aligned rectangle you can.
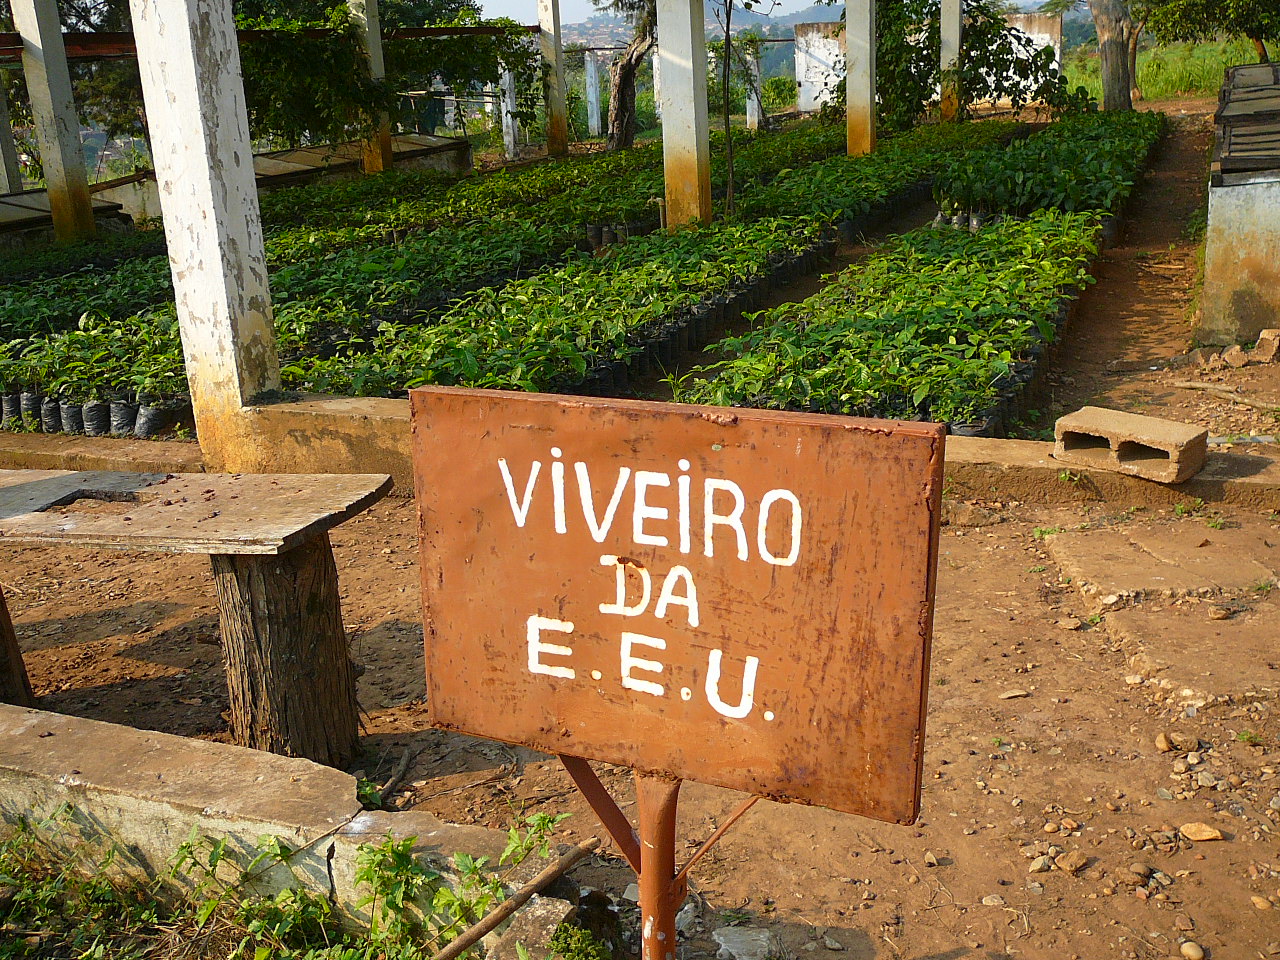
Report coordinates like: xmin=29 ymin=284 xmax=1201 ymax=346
xmin=3 ymin=98 xmax=1279 ymax=960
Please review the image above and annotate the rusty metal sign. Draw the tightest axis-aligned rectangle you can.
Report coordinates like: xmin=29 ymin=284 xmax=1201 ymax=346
xmin=411 ymin=388 xmax=945 ymax=824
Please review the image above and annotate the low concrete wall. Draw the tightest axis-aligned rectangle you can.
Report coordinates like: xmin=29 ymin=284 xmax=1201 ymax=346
xmin=0 ymin=704 xmax=507 ymax=928
xmin=1004 ymin=12 xmax=1063 ymax=73
xmin=6 ymin=401 xmax=1280 ymax=510
xmin=1199 ymin=173 xmax=1280 ymax=345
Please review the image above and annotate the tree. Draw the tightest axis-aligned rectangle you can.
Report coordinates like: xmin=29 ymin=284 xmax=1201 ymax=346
xmin=596 ymin=0 xmax=656 ymax=150
xmin=1042 ymin=0 xmax=1133 ymax=109
xmin=1089 ymin=0 xmax=1133 ymax=109
xmin=1145 ymin=0 xmax=1278 ymax=62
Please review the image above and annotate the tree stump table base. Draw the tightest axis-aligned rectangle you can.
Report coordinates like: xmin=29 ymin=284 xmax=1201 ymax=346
xmin=0 ymin=470 xmax=391 ymax=767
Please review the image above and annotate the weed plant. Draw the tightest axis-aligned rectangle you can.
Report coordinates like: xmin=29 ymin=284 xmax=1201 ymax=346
xmin=0 ymin=806 xmax=581 ymax=960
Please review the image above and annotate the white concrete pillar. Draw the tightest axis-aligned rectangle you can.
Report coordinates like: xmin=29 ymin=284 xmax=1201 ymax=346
xmin=845 ymin=0 xmax=875 ymax=156
xmin=0 ymin=79 xmax=21 ymax=194
xmin=940 ymin=0 xmax=962 ymax=121
xmin=746 ymin=52 xmax=763 ymax=130
xmin=348 ymin=0 xmax=393 ymax=172
xmin=483 ymin=82 xmax=496 ymax=116
xmin=10 ymin=0 xmax=95 ymax=239
xmin=538 ymin=0 xmax=568 ymax=156
xmin=127 ymin=0 xmax=280 ymax=450
xmin=585 ymin=51 xmax=601 ymax=138
xmin=652 ymin=48 xmax=662 ymax=119
xmin=500 ymin=68 xmax=520 ymax=160
xmin=656 ymin=0 xmax=711 ymax=226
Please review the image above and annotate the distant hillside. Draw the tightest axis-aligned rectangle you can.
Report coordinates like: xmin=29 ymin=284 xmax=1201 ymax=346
xmin=563 ymin=0 xmax=842 ymax=47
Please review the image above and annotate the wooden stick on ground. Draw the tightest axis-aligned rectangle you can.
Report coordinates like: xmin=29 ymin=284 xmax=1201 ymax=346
xmin=1172 ymin=381 xmax=1280 ymax=411
xmin=431 ymin=837 xmax=601 ymax=960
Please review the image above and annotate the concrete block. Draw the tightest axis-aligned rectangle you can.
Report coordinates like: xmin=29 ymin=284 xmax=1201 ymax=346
xmin=1053 ymin=406 xmax=1208 ymax=484
xmin=1250 ymin=329 xmax=1280 ymax=364
xmin=1222 ymin=344 xmax=1250 ymax=368
xmin=0 ymin=705 xmax=509 ymax=929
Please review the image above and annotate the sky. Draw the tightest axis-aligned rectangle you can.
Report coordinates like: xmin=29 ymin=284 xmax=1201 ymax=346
xmin=476 ymin=0 xmax=826 ymax=26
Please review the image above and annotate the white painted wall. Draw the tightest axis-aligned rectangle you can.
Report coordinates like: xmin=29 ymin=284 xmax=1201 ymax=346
xmin=795 ymin=21 xmax=844 ymax=114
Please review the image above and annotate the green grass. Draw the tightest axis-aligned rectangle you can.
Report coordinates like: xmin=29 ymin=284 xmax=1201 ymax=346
xmin=1065 ymin=39 xmax=1257 ymax=101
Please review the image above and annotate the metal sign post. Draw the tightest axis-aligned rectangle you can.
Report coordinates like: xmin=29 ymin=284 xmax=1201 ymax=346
xmin=411 ymin=388 xmax=946 ymax=946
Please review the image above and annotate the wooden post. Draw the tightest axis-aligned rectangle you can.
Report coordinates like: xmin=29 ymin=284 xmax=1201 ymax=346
xmin=210 ymin=533 xmax=358 ymax=767
xmin=846 ymin=0 xmax=876 ymax=156
xmin=940 ymin=0 xmax=962 ymax=121
xmin=10 ymin=0 xmax=95 ymax=240
xmin=0 ymin=589 xmax=35 ymax=707
xmin=539 ymin=0 xmax=568 ymax=156
xmin=349 ymin=0 xmax=394 ymax=173
xmin=656 ymin=0 xmax=711 ymax=227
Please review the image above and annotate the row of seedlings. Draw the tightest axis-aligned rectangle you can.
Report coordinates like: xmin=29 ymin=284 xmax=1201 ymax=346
xmin=674 ymin=113 xmax=1167 ymax=436
xmin=0 ymin=119 xmax=1013 ymax=431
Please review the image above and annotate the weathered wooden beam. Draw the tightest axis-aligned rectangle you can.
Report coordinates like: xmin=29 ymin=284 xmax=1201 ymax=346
xmin=210 ymin=534 xmax=359 ymax=768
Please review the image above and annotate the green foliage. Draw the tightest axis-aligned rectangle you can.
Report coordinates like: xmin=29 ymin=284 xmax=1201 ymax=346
xmin=0 ymin=805 xmax=573 ymax=960
xmin=872 ymin=0 xmax=1086 ymax=133
xmin=1146 ymin=0 xmax=1279 ymax=48
xmin=546 ymin=923 xmax=614 ymax=960
xmin=933 ymin=111 xmax=1164 ymax=218
xmin=1065 ymin=38 xmax=1258 ymax=100
xmin=737 ymin=119 xmax=1018 ymax=222
xmin=0 ymin=117 xmax=1030 ymax=409
xmin=761 ymin=75 xmax=797 ymax=112
xmin=674 ymin=211 xmax=1101 ymax=424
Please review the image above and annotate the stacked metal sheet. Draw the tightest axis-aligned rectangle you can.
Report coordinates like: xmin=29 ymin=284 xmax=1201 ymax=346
xmin=1212 ymin=62 xmax=1280 ymax=185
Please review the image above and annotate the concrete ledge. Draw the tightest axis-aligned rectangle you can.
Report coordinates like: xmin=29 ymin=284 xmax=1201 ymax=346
xmin=0 ymin=704 xmax=507 ymax=927
xmin=946 ymin=435 xmax=1280 ymax=510
xmin=4 ymin=403 xmax=1280 ymax=510
xmin=0 ymin=431 xmax=204 ymax=474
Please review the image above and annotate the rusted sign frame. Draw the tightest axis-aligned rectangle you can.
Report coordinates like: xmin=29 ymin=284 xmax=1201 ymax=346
xmin=411 ymin=387 xmax=945 ymax=960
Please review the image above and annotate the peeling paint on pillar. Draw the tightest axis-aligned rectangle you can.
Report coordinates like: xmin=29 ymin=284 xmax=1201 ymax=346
xmin=128 ymin=0 xmax=281 ymax=471
xmin=539 ymin=0 xmax=569 ymax=157
xmin=585 ymin=51 xmax=601 ymax=139
xmin=745 ymin=53 xmax=762 ymax=130
xmin=656 ymin=0 xmax=711 ymax=227
xmin=500 ymin=69 xmax=520 ymax=160
xmin=939 ymin=0 xmax=961 ymax=122
xmin=845 ymin=0 xmax=875 ymax=157
xmin=349 ymin=0 xmax=394 ymax=173
xmin=11 ymin=0 xmax=95 ymax=240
